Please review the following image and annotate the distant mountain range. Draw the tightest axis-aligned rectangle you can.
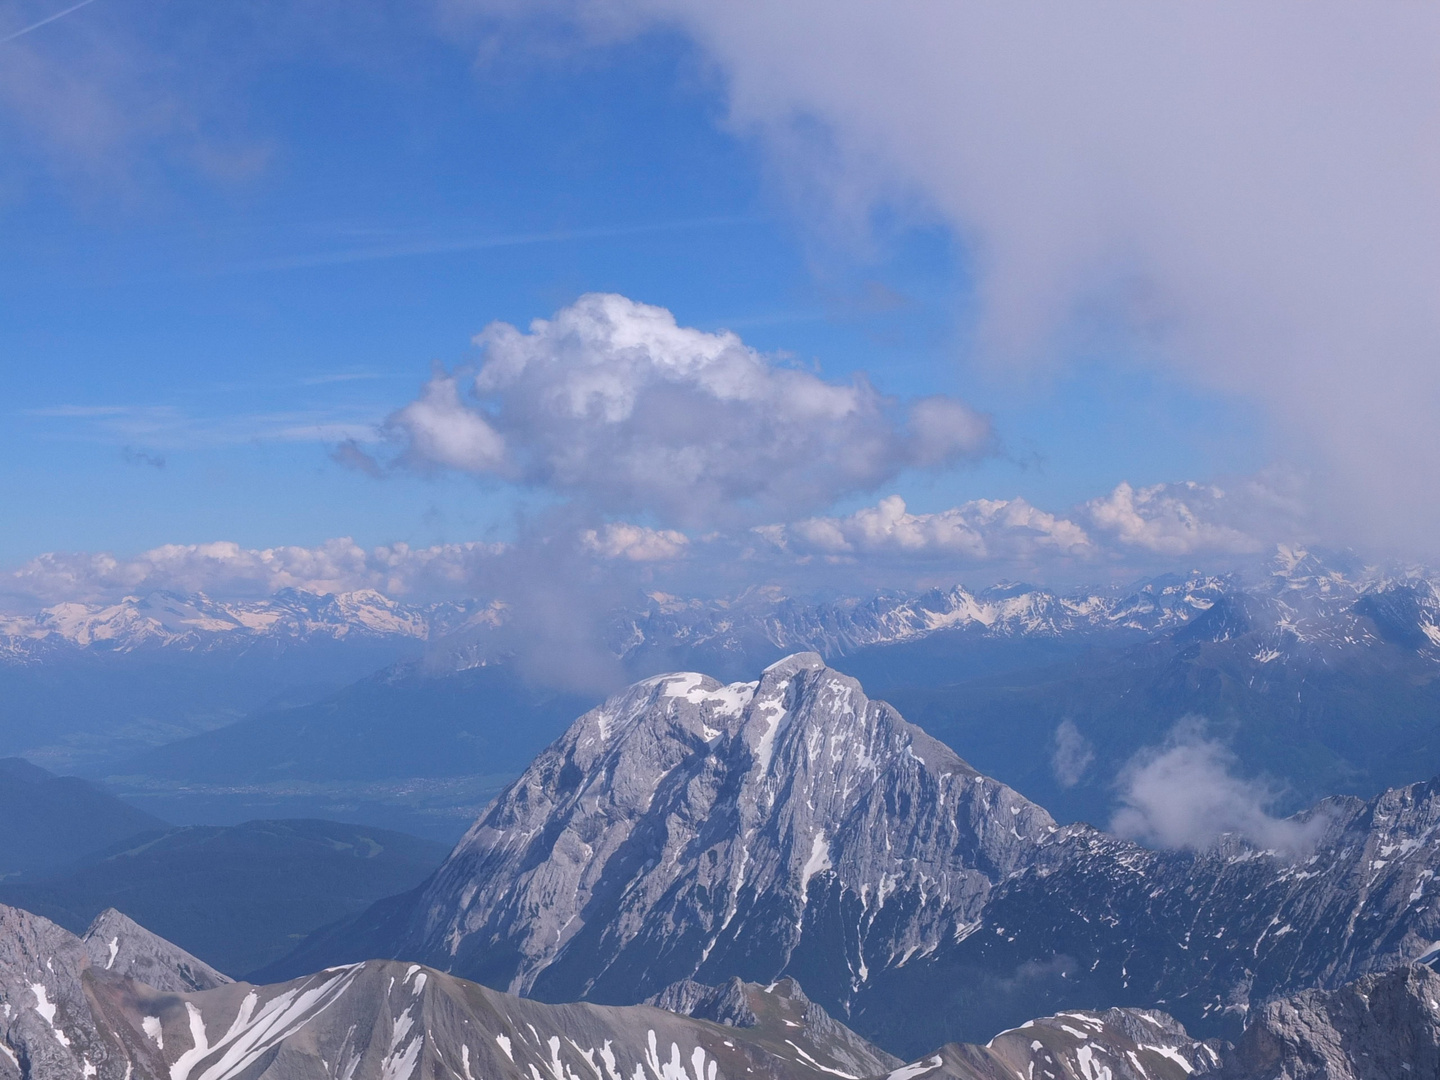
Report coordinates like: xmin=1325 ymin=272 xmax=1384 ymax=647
xmin=273 ymin=654 xmax=1440 ymax=1060
xmin=0 ymin=759 xmax=448 ymax=976
xmin=5 ymin=546 xmax=1430 ymax=669
xmin=0 ymin=759 xmax=166 ymax=880
xmin=13 ymin=546 xmax=1440 ymax=837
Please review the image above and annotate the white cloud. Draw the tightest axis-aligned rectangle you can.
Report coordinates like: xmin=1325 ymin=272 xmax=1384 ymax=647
xmin=1083 ymin=481 xmax=1263 ymax=556
xmin=384 ymin=293 xmax=992 ymax=526
xmin=1051 ymin=720 xmax=1093 ymax=789
xmin=765 ymin=493 xmax=1092 ymax=563
xmin=465 ymin=1 xmax=1440 ymax=553
xmin=389 ymin=374 xmax=507 ymax=473
xmin=1111 ymin=726 xmax=1329 ymax=854
xmin=2 ymin=538 xmax=506 ymax=606
xmin=580 ymin=522 xmax=689 ymax=561
xmin=756 ymin=477 xmax=1288 ymax=566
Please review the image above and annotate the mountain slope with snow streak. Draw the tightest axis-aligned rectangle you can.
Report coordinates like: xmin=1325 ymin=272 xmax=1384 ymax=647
xmin=273 ymin=652 xmax=1440 ymax=1058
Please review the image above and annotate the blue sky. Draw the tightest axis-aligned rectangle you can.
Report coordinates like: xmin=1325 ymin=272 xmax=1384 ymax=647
xmin=8 ymin=1 xmax=1427 ymax=600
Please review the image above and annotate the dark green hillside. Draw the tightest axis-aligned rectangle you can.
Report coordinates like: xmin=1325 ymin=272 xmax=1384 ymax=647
xmin=0 ymin=758 xmax=166 ymax=879
xmin=0 ymin=818 xmax=448 ymax=977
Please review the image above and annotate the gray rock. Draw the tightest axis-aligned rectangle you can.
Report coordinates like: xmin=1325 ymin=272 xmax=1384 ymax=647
xmin=0 ymin=904 xmax=124 ymax=1080
xmin=1225 ymin=963 xmax=1440 ymax=1079
xmin=0 ymin=899 xmax=905 ymax=1080
xmin=889 ymin=1006 xmax=1222 ymax=1080
xmin=342 ymin=653 xmax=1051 ymax=1013
xmin=650 ymin=979 xmax=901 ymax=1078
xmin=81 ymin=908 xmax=231 ymax=994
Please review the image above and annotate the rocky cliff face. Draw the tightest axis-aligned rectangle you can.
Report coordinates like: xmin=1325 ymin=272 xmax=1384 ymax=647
xmin=323 ymin=653 xmax=1054 ymax=1009
xmin=0 ymin=901 xmax=901 ymax=1080
xmin=1225 ymin=964 xmax=1440 ymax=1080
xmin=282 ymin=652 xmax=1440 ymax=1056
xmin=2 ymin=899 xmax=1439 ymax=1080
xmin=0 ymin=906 xmax=230 ymax=1080
xmin=80 ymin=908 xmax=230 ymax=995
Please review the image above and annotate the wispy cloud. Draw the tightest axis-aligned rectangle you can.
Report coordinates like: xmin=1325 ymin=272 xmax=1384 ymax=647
xmin=224 ymin=215 xmax=761 ymax=274
xmin=1111 ymin=723 xmax=1331 ymax=855
xmin=0 ymin=0 xmax=99 ymax=46
xmin=25 ymin=403 xmax=385 ymax=450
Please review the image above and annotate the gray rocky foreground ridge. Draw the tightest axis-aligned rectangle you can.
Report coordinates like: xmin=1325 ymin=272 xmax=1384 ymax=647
xmin=273 ymin=653 xmax=1440 ymax=1054
xmin=1 ymin=899 xmax=1438 ymax=1079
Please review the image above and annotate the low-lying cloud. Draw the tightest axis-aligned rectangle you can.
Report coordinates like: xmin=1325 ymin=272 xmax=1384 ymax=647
xmin=1 ymin=538 xmax=506 ymax=607
xmin=379 ymin=293 xmax=993 ymax=527
xmin=1111 ymin=725 xmax=1329 ymax=855
xmin=758 ymin=476 xmax=1296 ymax=569
xmin=1051 ymin=720 xmax=1094 ymax=789
xmin=4 ymin=467 xmax=1307 ymax=610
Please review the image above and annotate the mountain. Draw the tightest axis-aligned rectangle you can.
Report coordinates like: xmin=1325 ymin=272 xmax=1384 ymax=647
xmin=0 ymin=899 xmax=1435 ymax=1079
xmin=271 ymin=653 xmax=1440 ymax=1058
xmin=0 ymin=759 xmax=166 ymax=880
xmin=0 ymin=819 xmax=448 ymax=977
xmin=0 ymin=902 xmax=901 ymax=1080
xmin=17 ymin=547 xmax=1440 ymax=835
xmin=0 ymin=588 xmax=483 ymax=657
xmin=79 ymin=908 xmax=231 ymax=994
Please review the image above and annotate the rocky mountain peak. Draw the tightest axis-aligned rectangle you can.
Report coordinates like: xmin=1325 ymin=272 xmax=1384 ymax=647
xmin=80 ymin=908 xmax=230 ymax=994
xmin=346 ymin=654 xmax=1052 ymax=1005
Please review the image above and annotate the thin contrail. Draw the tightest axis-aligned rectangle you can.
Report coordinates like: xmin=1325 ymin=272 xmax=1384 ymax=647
xmin=227 ymin=215 xmax=763 ymax=274
xmin=0 ymin=0 xmax=99 ymax=45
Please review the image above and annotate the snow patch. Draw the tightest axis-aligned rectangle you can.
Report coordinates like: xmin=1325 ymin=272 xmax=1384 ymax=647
xmin=802 ymin=832 xmax=831 ymax=888
xmin=1142 ymin=1045 xmax=1194 ymax=1074
xmin=29 ymin=983 xmax=69 ymax=1046
xmin=886 ymin=1056 xmax=943 ymax=1080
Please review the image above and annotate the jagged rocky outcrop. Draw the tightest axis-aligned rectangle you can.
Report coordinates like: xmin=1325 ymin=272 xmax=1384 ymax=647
xmin=3 ymin=898 xmax=1439 ymax=1080
xmin=650 ymin=978 xmax=901 ymax=1078
xmin=898 ymin=1006 xmax=1221 ymax=1080
xmin=0 ymin=901 xmax=902 ymax=1080
xmin=0 ymin=906 xmax=230 ymax=1079
xmin=278 ymin=652 xmax=1440 ymax=1057
xmin=276 ymin=654 xmax=1054 ymax=1002
xmin=1225 ymin=964 xmax=1440 ymax=1080
xmin=80 ymin=909 xmax=230 ymax=994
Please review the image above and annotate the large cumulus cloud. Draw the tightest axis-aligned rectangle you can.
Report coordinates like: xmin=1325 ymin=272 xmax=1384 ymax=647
xmin=382 ymin=293 xmax=992 ymax=526
xmin=453 ymin=1 xmax=1440 ymax=555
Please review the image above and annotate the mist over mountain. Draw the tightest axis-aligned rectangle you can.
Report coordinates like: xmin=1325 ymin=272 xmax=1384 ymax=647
xmin=11 ymin=547 xmax=1440 ymax=846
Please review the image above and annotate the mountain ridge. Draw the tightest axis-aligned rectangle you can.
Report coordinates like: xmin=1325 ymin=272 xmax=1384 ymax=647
xmin=266 ymin=652 xmax=1440 ymax=1056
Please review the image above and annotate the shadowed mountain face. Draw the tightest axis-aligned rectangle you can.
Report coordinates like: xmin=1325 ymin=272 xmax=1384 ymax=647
xmin=268 ymin=654 xmax=1440 ymax=1057
xmin=0 ymin=759 xmax=166 ymax=880
xmin=0 ymin=819 xmax=448 ymax=977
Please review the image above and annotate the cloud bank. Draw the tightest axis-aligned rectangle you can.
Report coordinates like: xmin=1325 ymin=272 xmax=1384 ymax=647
xmin=2 ymin=538 xmax=506 ymax=607
xmin=3 ymin=471 xmax=1299 ymax=609
xmin=758 ymin=477 xmax=1295 ymax=569
xmin=381 ymin=293 xmax=992 ymax=526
